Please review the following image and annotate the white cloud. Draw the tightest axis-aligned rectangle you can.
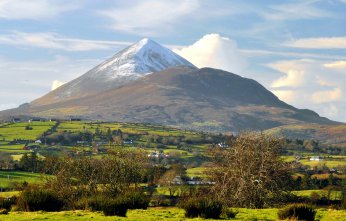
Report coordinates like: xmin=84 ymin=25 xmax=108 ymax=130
xmin=263 ymin=1 xmax=332 ymax=21
xmin=271 ymin=90 xmax=297 ymax=104
xmin=311 ymin=88 xmax=342 ymax=104
xmin=0 ymin=56 xmax=99 ymax=110
xmin=271 ymin=70 xmax=305 ymax=88
xmin=173 ymin=34 xmax=247 ymax=74
xmin=99 ymin=0 xmax=199 ymax=35
xmin=285 ymin=37 xmax=346 ymax=49
xmin=241 ymin=49 xmax=346 ymax=60
xmin=0 ymin=32 xmax=132 ymax=51
xmin=267 ymin=59 xmax=346 ymax=122
xmin=51 ymin=80 xmax=66 ymax=91
xmin=0 ymin=0 xmax=78 ymax=20
xmin=324 ymin=60 xmax=346 ymax=69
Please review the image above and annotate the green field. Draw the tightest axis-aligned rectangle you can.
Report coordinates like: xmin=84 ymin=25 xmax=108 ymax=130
xmin=57 ymin=121 xmax=199 ymax=137
xmin=0 ymin=171 xmax=44 ymax=188
xmin=186 ymin=167 xmax=207 ymax=178
xmin=292 ymin=190 xmax=343 ymax=200
xmin=1 ymin=207 xmax=345 ymax=221
xmin=0 ymin=121 xmax=55 ymax=141
xmin=300 ymin=158 xmax=346 ymax=168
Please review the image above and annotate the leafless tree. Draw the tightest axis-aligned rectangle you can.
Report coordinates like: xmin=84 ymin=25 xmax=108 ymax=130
xmin=208 ymin=132 xmax=291 ymax=208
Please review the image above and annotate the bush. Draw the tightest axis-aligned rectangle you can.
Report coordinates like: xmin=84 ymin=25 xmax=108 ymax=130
xmin=122 ymin=191 xmax=149 ymax=209
xmin=87 ymin=196 xmax=107 ymax=211
xmin=179 ymin=199 xmax=200 ymax=218
xmin=0 ymin=196 xmax=16 ymax=210
xmin=178 ymin=197 xmax=223 ymax=219
xmin=19 ymin=188 xmax=64 ymax=212
xmin=0 ymin=208 xmax=8 ymax=214
xmin=278 ymin=204 xmax=316 ymax=221
xmin=222 ymin=207 xmax=238 ymax=219
xmin=102 ymin=198 xmax=128 ymax=217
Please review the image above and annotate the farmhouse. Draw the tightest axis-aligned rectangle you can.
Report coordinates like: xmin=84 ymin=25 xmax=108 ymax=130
xmin=310 ymin=156 xmax=323 ymax=161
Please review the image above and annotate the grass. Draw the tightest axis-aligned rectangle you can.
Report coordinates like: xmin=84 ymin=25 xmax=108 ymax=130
xmin=0 ymin=191 xmax=20 ymax=197
xmin=57 ymin=121 xmax=199 ymax=137
xmin=186 ymin=167 xmax=207 ymax=178
xmin=0 ymin=121 xmax=55 ymax=141
xmin=292 ymin=190 xmax=343 ymax=200
xmin=0 ymin=144 xmax=29 ymax=154
xmin=300 ymin=158 xmax=346 ymax=168
xmin=0 ymin=207 xmax=345 ymax=221
xmin=0 ymin=171 xmax=44 ymax=188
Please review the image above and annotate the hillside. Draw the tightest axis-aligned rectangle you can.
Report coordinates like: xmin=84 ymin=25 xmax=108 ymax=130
xmin=7 ymin=66 xmax=336 ymax=132
xmin=266 ymin=124 xmax=346 ymax=147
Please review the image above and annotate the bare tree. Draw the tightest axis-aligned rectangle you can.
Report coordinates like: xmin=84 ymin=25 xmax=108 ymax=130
xmin=208 ymin=132 xmax=291 ymax=208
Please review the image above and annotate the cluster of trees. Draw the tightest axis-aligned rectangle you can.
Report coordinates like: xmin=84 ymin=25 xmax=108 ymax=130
xmin=285 ymin=139 xmax=346 ymax=155
xmin=293 ymin=173 xmax=345 ymax=190
xmin=0 ymin=152 xmax=43 ymax=172
xmin=43 ymin=131 xmax=93 ymax=146
xmin=42 ymin=149 xmax=148 ymax=207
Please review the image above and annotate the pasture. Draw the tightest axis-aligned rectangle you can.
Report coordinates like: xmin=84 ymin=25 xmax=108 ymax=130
xmin=0 ymin=171 xmax=44 ymax=189
xmin=0 ymin=121 xmax=55 ymax=141
xmin=1 ymin=207 xmax=345 ymax=221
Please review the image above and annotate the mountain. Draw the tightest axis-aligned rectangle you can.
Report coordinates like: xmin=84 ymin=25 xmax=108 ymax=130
xmin=265 ymin=124 xmax=346 ymax=147
xmin=31 ymin=38 xmax=196 ymax=106
xmin=6 ymin=66 xmax=336 ymax=132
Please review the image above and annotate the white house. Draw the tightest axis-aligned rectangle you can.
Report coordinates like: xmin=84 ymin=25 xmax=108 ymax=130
xmin=309 ymin=156 xmax=323 ymax=161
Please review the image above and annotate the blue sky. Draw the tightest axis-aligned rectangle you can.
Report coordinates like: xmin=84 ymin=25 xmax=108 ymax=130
xmin=0 ymin=0 xmax=346 ymax=122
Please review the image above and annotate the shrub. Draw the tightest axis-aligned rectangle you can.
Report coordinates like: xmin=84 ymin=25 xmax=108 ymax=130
xmin=122 ymin=191 xmax=149 ymax=209
xmin=87 ymin=196 xmax=106 ymax=211
xmin=19 ymin=188 xmax=64 ymax=212
xmin=102 ymin=198 xmax=128 ymax=217
xmin=221 ymin=207 xmax=238 ymax=219
xmin=72 ymin=196 xmax=106 ymax=211
xmin=200 ymin=200 xmax=223 ymax=219
xmin=0 ymin=208 xmax=9 ymax=214
xmin=178 ymin=197 xmax=223 ymax=219
xmin=0 ymin=196 xmax=16 ymax=210
xmin=179 ymin=199 xmax=200 ymax=218
xmin=278 ymin=204 xmax=316 ymax=221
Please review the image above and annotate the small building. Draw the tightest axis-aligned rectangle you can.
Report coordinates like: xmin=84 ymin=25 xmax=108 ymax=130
xmin=124 ymin=140 xmax=134 ymax=144
xmin=218 ymin=142 xmax=228 ymax=148
xmin=310 ymin=156 xmax=323 ymax=161
xmin=35 ymin=140 xmax=42 ymax=144
xmin=171 ymin=176 xmax=183 ymax=185
xmin=147 ymin=151 xmax=168 ymax=158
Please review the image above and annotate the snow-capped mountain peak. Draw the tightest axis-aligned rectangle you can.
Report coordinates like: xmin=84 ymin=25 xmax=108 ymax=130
xmin=31 ymin=38 xmax=196 ymax=106
xmin=94 ymin=38 xmax=195 ymax=79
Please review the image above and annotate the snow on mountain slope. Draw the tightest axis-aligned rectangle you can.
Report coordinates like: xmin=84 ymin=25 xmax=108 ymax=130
xmin=31 ymin=38 xmax=196 ymax=106
xmin=94 ymin=38 xmax=195 ymax=79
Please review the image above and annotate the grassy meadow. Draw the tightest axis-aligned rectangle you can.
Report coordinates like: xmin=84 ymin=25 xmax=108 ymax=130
xmin=1 ymin=207 xmax=345 ymax=221
xmin=0 ymin=171 xmax=44 ymax=189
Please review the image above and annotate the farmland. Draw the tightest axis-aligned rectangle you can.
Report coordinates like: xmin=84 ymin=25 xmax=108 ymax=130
xmin=0 ymin=171 xmax=43 ymax=189
xmin=0 ymin=120 xmax=345 ymax=220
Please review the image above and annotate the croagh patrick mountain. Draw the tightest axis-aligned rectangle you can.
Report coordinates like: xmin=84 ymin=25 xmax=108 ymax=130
xmin=0 ymin=38 xmax=338 ymax=132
